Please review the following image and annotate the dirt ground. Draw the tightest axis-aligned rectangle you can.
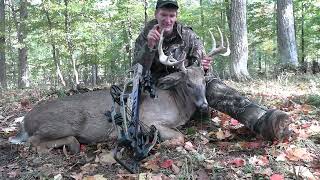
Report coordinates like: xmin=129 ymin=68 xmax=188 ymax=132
xmin=0 ymin=77 xmax=320 ymax=179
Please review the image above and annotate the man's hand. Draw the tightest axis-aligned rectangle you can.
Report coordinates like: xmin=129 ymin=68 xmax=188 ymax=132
xmin=202 ymin=56 xmax=213 ymax=71
xmin=147 ymin=24 xmax=161 ymax=49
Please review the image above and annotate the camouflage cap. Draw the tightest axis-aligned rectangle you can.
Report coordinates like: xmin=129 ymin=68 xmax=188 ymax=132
xmin=156 ymin=0 xmax=179 ymax=9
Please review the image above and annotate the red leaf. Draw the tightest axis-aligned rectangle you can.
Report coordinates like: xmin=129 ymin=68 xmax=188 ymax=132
xmin=160 ymin=159 xmax=173 ymax=169
xmin=270 ymin=174 xmax=284 ymax=180
xmin=300 ymin=123 xmax=311 ymax=129
xmin=80 ymin=144 xmax=86 ymax=152
xmin=230 ymin=119 xmax=239 ymax=126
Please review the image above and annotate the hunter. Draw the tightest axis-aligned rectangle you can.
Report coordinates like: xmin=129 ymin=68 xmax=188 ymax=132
xmin=133 ymin=0 xmax=290 ymax=141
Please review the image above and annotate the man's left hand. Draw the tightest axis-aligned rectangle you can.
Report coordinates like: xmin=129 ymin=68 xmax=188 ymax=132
xmin=201 ymin=56 xmax=213 ymax=71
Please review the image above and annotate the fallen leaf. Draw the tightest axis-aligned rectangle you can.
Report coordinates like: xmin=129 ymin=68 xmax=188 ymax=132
xmin=142 ymin=157 xmax=160 ymax=171
xmin=216 ymin=129 xmax=225 ymax=140
xmin=161 ymin=137 xmax=184 ymax=147
xmin=211 ymin=117 xmax=220 ymax=126
xmin=83 ymin=174 xmax=108 ymax=180
xmin=224 ymin=130 xmax=233 ymax=139
xmin=151 ymin=173 xmax=170 ymax=180
xmin=80 ymin=163 xmax=98 ymax=174
xmin=260 ymin=167 xmax=273 ymax=176
xmin=70 ymin=172 xmax=83 ymax=180
xmin=20 ymin=98 xmax=30 ymax=108
xmin=54 ymin=174 xmax=63 ymax=180
xmin=286 ymin=147 xmax=313 ymax=162
xmin=200 ymin=135 xmax=209 ymax=145
xmin=230 ymin=119 xmax=240 ymax=126
xmin=307 ymin=124 xmax=320 ymax=135
xmin=160 ymin=159 xmax=173 ymax=169
xmin=98 ymin=151 xmax=117 ymax=165
xmin=80 ymin=144 xmax=86 ymax=152
xmin=275 ymin=152 xmax=286 ymax=162
xmin=217 ymin=142 xmax=231 ymax=150
xmin=270 ymin=174 xmax=284 ymax=180
xmin=184 ymin=141 xmax=195 ymax=151
xmin=116 ymin=173 xmax=152 ymax=179
xmin=291 ymin=166 xmax=316 ymax=180
xmin=229 ymin=158 xmax=246 ymax=167
xmin=196 ymin=168 xmax=209 ymax=180
xmin=62 ymin=145 xmax=69 ymax=157
xmin=248 ymin=156 xmax=269 ymax=166
xmin=219 ymin=113 xmax=231 ymax=127
xmin=171 ymin=163 xmax=180 ymax=174
xmin=238 ymin=141 xmax=264 ymax=149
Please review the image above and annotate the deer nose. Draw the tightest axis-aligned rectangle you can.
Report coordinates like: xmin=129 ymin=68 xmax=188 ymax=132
xmin=199 ymin=102 xmax=208 ymax=111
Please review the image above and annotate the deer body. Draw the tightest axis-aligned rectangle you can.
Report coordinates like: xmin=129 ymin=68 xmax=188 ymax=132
xmin=9 ymin=65 xmax=207 ymax=153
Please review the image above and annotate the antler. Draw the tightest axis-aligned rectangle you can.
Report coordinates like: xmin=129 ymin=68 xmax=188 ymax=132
xmin=158 ymin=30 xmax=186 ymax=70
xmin=207 ymin=27 xmax=230 ymax=57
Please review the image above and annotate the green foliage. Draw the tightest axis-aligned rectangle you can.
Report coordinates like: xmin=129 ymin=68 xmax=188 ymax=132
xmin=186 ymin=127 xmax=196 ymax=135
xmin=306 ymin=94 xmax=320 ymax=107
xmin=3 ymin=0 xmax=320 ymax=88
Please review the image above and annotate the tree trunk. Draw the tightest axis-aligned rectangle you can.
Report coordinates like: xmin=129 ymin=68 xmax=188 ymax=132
xmin=230 ymin=0 xmax=250 ymax=81
xmin=312 ymin=60 xmax=320 ymax=74
xmin=126 ymin=7 xmax=133 ymax=67
xmin=7 ymin=0 xmax=15 ymax=87
xmin=64 ymin=0 xmax=79 ymax=86
xmin=17 ymin=0 xmax=28 ymax=88
xmin=276 ymin=0 xmax=298 ymax=67
xmin=200 ymin=0 xmax=204 ymax=28
xmin=42 ymin=4 xmax=66 ymax=86
xmin=91 ymin=64 xmax=97 ymax=86
xmin=144 ymin=0 xmax=148 ymax=26
xmin=10 ymin=0 xmax=29 ymax=88
xmin=42 ymin=3 xmax=66 ymax=86
xmin=0 ymin=0 xmax=6 ymax=90
xmin=224 ymin=0 xmax=231 ymax=32
xmin=300 ymin=2 xmax=306 ymax=73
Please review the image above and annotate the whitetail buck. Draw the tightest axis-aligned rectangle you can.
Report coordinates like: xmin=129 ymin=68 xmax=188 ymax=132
xmin=9 ymin=28 xmax=230 ymax=153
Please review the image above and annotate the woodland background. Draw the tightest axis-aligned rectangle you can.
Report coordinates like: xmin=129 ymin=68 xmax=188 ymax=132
xmin=0 ymin=1 xmax=320 ymax=179
xmin=0 ymin=0 xmax=319 ymax=90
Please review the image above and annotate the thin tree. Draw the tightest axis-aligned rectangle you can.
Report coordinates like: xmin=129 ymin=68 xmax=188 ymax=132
xmin=230 ymin=0 xmax=250 ymax=81
xmin=16 ymin=0 xmax=28 ymax=88
xmin=0 ymin=0 xmax=6 ymax=90
xmin=144 ymin=0 xmax=148 ymax=26
xmin=276 ymin=0 xmax=298 ymax=67
xmin=64 ymin=0 xmax=79 ymax=86
xmin=300 ymin=2 xmax=306 ymax=72
xmin=42 ymin=2 xmax=66 ymax=86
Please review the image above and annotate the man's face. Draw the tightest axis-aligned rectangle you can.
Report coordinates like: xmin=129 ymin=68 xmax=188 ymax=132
xmin=155 ymin=8 xmax=177 ymax=35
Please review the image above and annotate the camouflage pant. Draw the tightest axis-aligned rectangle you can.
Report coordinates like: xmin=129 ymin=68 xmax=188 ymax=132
xmin=205 ymin=76 xmax=273 ymax=137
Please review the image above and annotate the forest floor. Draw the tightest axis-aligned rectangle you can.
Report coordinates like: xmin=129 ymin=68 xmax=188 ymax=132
xmin=0 ymin=73 xmax=320 ymax=180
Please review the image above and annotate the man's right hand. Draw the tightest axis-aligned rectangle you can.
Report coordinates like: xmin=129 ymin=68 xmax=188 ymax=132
xmin=147 ymin=24 xmax=161 ymax=49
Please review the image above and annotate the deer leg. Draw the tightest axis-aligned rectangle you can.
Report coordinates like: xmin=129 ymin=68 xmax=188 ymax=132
xmin=155 ymin=125 xmax=184 ymax=147
xmin=28 ymin=135 xmax=80 ymax=154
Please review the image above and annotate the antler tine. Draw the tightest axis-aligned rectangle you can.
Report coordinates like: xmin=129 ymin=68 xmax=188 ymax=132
xmin=207 ymin=27 xmax=230 ymax=57
xmin=209 ymin=30 xmax=216 ymax=54
xmin=158 ymin=29 xmax=184 ymax=66
xmin=220 ymin=37 xmax=230 ymax=56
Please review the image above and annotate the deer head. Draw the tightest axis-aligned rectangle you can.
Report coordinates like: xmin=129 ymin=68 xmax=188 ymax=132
xmin=157 ymin=27 xmax=230 ymax=71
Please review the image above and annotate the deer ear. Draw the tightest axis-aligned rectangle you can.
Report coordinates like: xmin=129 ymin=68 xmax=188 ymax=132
xmin=157 ymin=71 xmax=185 ymax=89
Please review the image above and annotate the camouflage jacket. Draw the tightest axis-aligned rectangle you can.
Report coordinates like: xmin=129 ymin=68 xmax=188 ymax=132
xmin=133 ymin=19 xmax=205 ymax=80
